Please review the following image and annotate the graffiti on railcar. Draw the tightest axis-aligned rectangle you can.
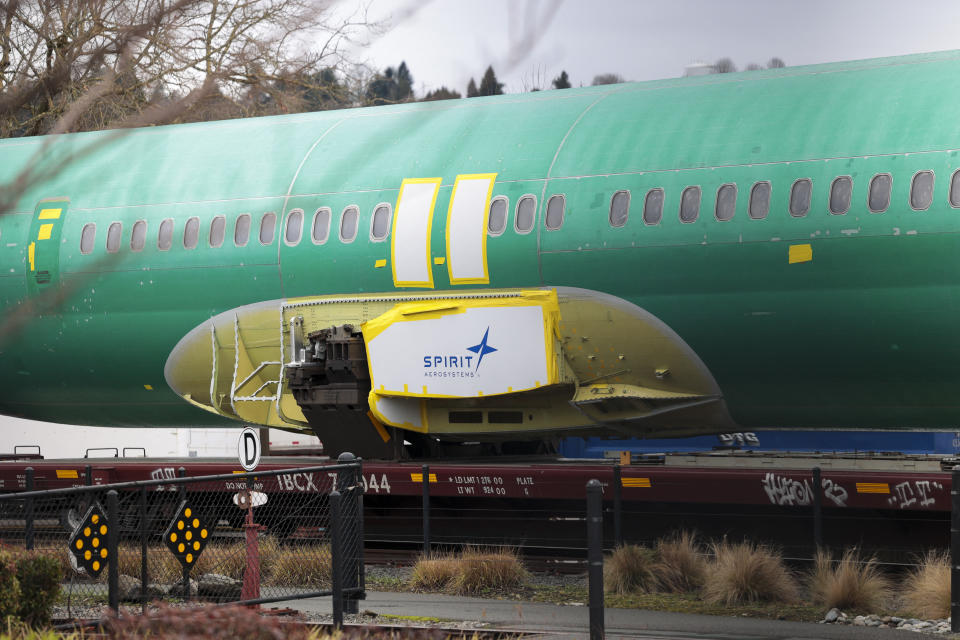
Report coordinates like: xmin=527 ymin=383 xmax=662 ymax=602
xmin=887 ymin=480 xmax=944 ymax=509
xmin=761 ymin=473 xmax=813 ymax=506
xmin=821 ymin=478 xmax=849 ymax=507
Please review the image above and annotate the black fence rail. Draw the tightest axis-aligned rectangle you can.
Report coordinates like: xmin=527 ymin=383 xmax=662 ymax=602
xmin=0 ymin=453 xmax=364 ymax=625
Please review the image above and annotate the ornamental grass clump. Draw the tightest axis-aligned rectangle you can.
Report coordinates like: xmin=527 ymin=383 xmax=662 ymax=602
xmin=902 ymin=550 xmax=950 ymax=619
xmin=808 ymin=548 xmax=889 ymax=612
xmin=410 ymin=553 xmax=460 ymax=591
xmin=605 ymin=544 xmax=659 ymax=595
xmin=703 ymin=541 xmax=799 ymax=605
xmin=654 ymin=531 xmax=706 ymax=593
xmin=450 ymin=547 xmax=528 ymax=595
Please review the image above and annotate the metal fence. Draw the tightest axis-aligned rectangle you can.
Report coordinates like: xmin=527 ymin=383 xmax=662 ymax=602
xmin=0 ymin=453 xmax=364 ymax=624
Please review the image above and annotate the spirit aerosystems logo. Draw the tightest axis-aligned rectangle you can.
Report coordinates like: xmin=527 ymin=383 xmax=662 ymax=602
xmin=423 ymin=327 xmax=498 ymax=378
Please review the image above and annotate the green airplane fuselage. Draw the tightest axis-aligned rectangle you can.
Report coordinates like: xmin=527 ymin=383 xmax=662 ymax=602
xmin=1 ymin=50 xmax=959 ymax=435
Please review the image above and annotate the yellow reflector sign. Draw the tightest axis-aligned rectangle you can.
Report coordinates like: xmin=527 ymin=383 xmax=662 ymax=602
xmin=56 ymin=469 xmax=79 ymax=479
xmin=410 ymin=473 xmax=438 ymax=483
xmin=621 ymin=477 xmax=651 ymax=488
xmin=856 ymin=482 xmax=890 ymax=494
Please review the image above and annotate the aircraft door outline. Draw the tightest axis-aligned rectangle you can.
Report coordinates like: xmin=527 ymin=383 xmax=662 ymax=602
xmin=26 ymin=198 xmax=69 ymax=297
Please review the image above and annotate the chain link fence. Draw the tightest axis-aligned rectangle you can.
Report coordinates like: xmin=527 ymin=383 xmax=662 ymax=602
xmin=0 ymin=454 xmax=363 ymax=622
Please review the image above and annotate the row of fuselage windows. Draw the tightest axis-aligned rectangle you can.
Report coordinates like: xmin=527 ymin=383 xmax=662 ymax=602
xmin=76 ymin=168 xmax=960 ymax=255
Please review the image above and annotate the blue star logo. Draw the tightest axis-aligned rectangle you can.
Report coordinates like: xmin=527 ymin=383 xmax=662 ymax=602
xmin=467 ymin=327 xmax=498 ymax=371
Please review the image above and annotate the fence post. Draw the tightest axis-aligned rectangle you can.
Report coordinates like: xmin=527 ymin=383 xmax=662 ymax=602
xmin=178 ymin=467 xmax=188 ymax=599
xmin=586 ymin=479 xmax=605 ymax=640
xmin=24 ymin=467 xmax=34 ymax=551
xmin=812 ymin=466 xmax=823 ymax=550
xmin=612 ymin=464 xmax=622 ymax=548
xmin=330 ymin=489 xmax=344 ymax=629
xmin=85 ymin=464 xmax=92 ymax=486
xmin=337 ymin=452 xmax=362 ymax=614
xmin=107 ymin=490 xmax=119 ymax=613
xmin=177 ymin=467 xmax=186 ymax=501
xmin=952 ymin=466 xmax=960 ymax=633
xmin=139 ymin=486 xmax=148 ymax=614
xmin=422 ymin=464 xmax=430 ymax=554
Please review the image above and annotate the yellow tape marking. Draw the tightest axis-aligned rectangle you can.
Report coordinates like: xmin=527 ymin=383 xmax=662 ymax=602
xmin=621 ymin=477 xmax=651 ymax=488
xmin=37 ymin=224 xmax=54 ymax=241
xmin=434 ymin=257 xmax=445 ymax=265
xmin=375 ymin=259 xmax=387 ymax=268
xmin=411 ymin=473 xmax=438 ymax=483
xmin=38 ymin=208 xmax=62 ymax=220
xmin=856 ymin=482 xmax=890 ymax=494
xmin=788 ymin=243 xmax=812 ymax=264
xmin=143 ymin=384 xmax=153 ymax=391
xmin=56 ymin=469 xmax=79 ymax=479
xmin=28 ymin=242 xmax=35 ymax=271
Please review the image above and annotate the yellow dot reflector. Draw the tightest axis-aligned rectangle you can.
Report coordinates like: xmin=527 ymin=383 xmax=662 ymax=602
xmin=100 ymin=549 xmax=107 ymax=559
xmin=99 ymin=525 xmax=107 ymax=535
xmin=75 ymin=540 xmax=83 ymax=550
xmin=92 ymin=538 xmax=100 ymax=548
xmin=184 ymin=508 xmax=192 ymax=518
xmin=92 ymin=561 xmax=100 ymax=572
xmin=164 ymin=500 xmax=211 ymax=570
xmin=186 ymin=553 xmax=193 ymax=564
xmin=83 ymin=527 xmax=91 ymax=537
xmin=170 ymin=533 xmax=177 ymax=542
xmin=91 ymin=514 xmax=99 ymax=524
xmin=177 ymin=521 xmax=184 ymax=530
xmin=185 ymin=531 xmax=192 ymax=541
xmin=193 ymin=541 xmax=200 ymax=551
xmin=84 ymin=550 xmax=91 ymax=561
xmin=69 ymin=503 xmax=110 ymax=578
xmin=178 ymin=543 xmax=185 ymax=553
xmin=201 ymin=529 xmax=208 ymax=539
xmin=192 ymin=519 xmax=199 ymax=528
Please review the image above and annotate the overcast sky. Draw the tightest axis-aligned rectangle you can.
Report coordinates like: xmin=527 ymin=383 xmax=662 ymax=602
xmin=355 ymin=0 xmax=960 ymax=95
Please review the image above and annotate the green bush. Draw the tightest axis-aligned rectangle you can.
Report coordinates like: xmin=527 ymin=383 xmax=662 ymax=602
xmin=16 ymin=552 xmax=62 ymax=627
xmin=0 ymin=550 xmax=21 ymax=624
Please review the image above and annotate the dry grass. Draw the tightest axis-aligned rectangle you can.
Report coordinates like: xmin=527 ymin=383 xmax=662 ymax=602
xmin=655 ymin=531 xmax=706 ymax=593
xmin=410 ymin=547 xmax=527 ymax=595
xmin=808 ymin=548 xmax=889 ymax=612
xmin=449 ymin=547 xmax=528 ymax=595
xmin=267 ymin=544 xmax=332 ymax=587
xmin=903 ymin=550 xmax=950 ymax=619
xmin=605 ymin=545 xmax=659 ymax=595
xmin=410 ymin=553 xmax=461 ymax=591
xmin=703 ymin=541 xmax=799 ymax=605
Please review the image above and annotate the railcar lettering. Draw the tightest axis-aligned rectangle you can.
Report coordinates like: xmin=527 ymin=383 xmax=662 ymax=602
xmin=362 ymin=473 xmax=391 ymax=494
xmin=516 ymin=476 xmax=534 ymax=486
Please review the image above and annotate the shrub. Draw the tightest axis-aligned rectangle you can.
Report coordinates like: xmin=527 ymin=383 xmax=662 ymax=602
xmin=655 ymin=531 xmax=706 ymax=593
xmin=0 ymin=551 xmax=20 ymax=624
xmin=703 ymin=541 xmax=798 ymax=605
xmin=449 ymin=547 xmax=527 ymax=595
xmin=104 ymin=602 xmax=319 ymax=639
xmin=15 ymin=552 xmax=61 ymax=628
xmin=808 ymin=548 xmax=889 ymax=612
xmin=410 ymin=553 xmax=460 ymax=591
xmin=903 ymin=550 xmax=950 ymax=619
xmin=605 ymin=544 xmax=659 ymax=595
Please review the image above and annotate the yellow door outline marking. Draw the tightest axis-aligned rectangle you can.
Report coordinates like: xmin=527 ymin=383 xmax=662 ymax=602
xmin=445 ymin=173 xmax=496 ymax=285
xmin=374 ymin=259 xmax=387 ymax=268
xmin=38 ymin=208 xmax=62 ymax=220
xmin=28 ymin=242 xmax=35 ymax=271
xmin=788 ymin=243 xmax=812 ymax=264
xmin=391 ymin=177 xmax=441 ymax=288
xmin=37 ymin=223 xmax=54 ymax=241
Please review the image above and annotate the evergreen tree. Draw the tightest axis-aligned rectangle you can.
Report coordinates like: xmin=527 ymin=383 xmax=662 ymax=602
xmin=396 ymin=61 xmax=414 ymax=101
xmin=552 ymin=70 xmax=571 ymax=90
xmin=466 ymin=78 xmax=479 ymax=97
xmin=478 ymin=66 xmax=504 ymax=96
xmin=422 ymin=87 xmax=462 ymax=101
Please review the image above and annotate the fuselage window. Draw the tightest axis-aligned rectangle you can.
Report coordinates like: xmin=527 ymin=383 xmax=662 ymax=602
xmin=183 ymin=216 xmax=200 ymax=249
xmin=910 ymin=171 xmax=935 ymax=210
xmin=789 ymin=179 xmax=812 ymax=217
xmin=259 ymin=212 xmax=277 ymax=245
xmin=488 ymin=196 xmax=508 ymax=235
xmin=339 ymin=205 xmax=359 ymax=242
xmin=285 ymin=209 xmax=303 ymax=246
xmin=950 ymin=170 xmax=960 ymax=208
xmin=515 ymin=195 xmax=536 ymax=233
xmin=829 ymin=176 xmax=852 ymax=215
xmin=105 ymin=222 xmax=122 ymax=253
xmin=209 ymin=215 xmax=225 ymax=247
xmin=609 ymin=190 xmax=630 ymax=227
xmin=868 ymin=173 xmax=892 ymax=213
xmin=749 ymin=182 xmax=771 ymax=219
xmin=158 ymin=218 xmax=174 ymax=251
xmin=715 ymin=183 xmax=736 ymax=221
xmin=80 ymin=223 xmax=96 ymax=254
xmin=312 ymin=207 xmax=331 ymax=244
xmin=130 ymin=220 xmax=146 ymax=252
xmin=370 ymin=204 xmax=391 ymax=241
xmin=679 ymin=186 xmax=701 ymax=223
xmin=234 ymin=214 xmax=250 ymax=247
xmin=643 ymin=188 xmax=664 ymax=225
xmin=544 ymin=194 xmax=565 ymax=230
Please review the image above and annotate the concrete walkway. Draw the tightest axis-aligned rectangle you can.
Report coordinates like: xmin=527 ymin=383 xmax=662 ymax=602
xmin=281 ymin=591 xmax=927 ymax=639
